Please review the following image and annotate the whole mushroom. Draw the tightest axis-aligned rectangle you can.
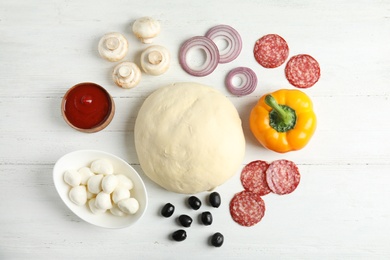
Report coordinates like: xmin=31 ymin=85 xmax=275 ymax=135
xmin=112 ymin=61 xmax=142 ymax=89
xmin=132 ymin=17 xmax=161 ymax=44
xmin=98 ymin=32 xmax=128 ymax=62
xmin=140 ymin=45 xmax=170 ymax=76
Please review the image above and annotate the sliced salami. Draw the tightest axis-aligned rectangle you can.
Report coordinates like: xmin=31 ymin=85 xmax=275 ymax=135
xmin=285 ymin=54 xmax=320 ymax=88
xmin=253 ymin=34 xmax=289 ymax=68
xmin=266 ymin=159 xmax=300 ymax=195
xmin=229 ymin=190 xmax=265 ymax=227
xmin=240 ymin=160 xmax=271 ymax=196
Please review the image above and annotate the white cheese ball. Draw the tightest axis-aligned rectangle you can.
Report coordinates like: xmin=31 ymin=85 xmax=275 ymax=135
xmin=87 ymin=174 xmax=104 ymax=194
xmin=102 ymin=175 xmax=118 ymax=194
xmin=118 ymin=197 xmax=139 ymax=214
xmin=95 ymin=192 xmax=113 ymax=210
xmin=63 ymin=169 xmax=81 ymax=187
xmin=134 ymin=82 xmax=246 ymax=194
xmin=69 ymin=185 xmax=87 ymax=206
xmin=78 ymin=167 xmax=94 ymax=185
xmin=116 ymin=174 xmax=134 ymax=190
xmin=88 ymin=198 xmax=106 ymax=214
xmin=110 ymin=204 xmax=126 ymax=217
xmin=112 ymin=187 xmax=131 ymax=204
xmin=90 ymin=159 xmax=114 ymax=175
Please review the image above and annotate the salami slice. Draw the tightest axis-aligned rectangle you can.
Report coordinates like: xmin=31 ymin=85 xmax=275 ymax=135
xmin=266 ymin=159 xmax=300 ymax=195
xmin=253 ymin=34 xmax=289 ymax=68
xmin=285 ymin=54 xmax=320 ymax=88
xmin=229 ymin=190 xmax=265 ymax=227
xmin=240 ymin=160 xmax=271 ymax=196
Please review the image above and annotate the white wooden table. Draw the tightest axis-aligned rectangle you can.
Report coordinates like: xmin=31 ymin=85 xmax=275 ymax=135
xmin=1 ymin=0 xmax=390 ymax=259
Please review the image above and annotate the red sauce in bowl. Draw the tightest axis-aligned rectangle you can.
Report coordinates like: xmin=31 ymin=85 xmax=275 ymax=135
xmin=61 ymin=82 xmax=115 ymax=132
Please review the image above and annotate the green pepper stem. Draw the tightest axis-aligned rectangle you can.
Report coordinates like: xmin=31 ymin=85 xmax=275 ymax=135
xmin=265 ymin=94 xmax=294 ymax=125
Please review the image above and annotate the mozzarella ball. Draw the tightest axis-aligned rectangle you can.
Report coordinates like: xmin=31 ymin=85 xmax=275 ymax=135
xmin=87 ymin=174 xmax=104 ymax=194
xmin=110 ymin=204 xmax=126 ymax=217
xmin=88 ymin=198 xmax=106 ymax=214
xmin=78 ymin=167 xmax=94 ymax=185
xmin=95 ymin=192 xmax=113 ymax=210
xmin=116 ymin=174 xmax=134 ymax=190
xmin=68 ymin=185 xmax=87 ymax=206
xmin=118 ymin=198 xmax=139 ymax=214
xmin=112 ymin=187 xmax=131 ymax=204
xmin=102 ymin=175 xmax=118 ymax=194
xmin=63 ymin=169 xmax=81 ymax=187
xmin=91 ymin=159 xmax=114 ymax=175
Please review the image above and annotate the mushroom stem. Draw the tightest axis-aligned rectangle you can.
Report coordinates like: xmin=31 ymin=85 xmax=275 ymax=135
xmin=118 ymin=66 xmax=134 ymax=81
xmin=148 ymin=51 xmax=163 ymax=65
xmin=105 ymin=37 xmax=120 ymax=51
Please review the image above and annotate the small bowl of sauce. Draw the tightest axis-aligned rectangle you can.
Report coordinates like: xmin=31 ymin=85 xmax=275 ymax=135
xmin=61 ymin=82 xmax=115 ymax=133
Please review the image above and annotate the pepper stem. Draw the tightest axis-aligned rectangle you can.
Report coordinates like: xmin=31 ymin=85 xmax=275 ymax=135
xmin=265 ymin=94 xmax=297 ymax=132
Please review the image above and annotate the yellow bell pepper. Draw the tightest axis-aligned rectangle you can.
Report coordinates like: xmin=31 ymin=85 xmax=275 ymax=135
xmin=250 ymin=89 xmax=316 ymax=153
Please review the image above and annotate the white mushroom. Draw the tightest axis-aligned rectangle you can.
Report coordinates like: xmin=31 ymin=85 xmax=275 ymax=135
xmin=87 ymin=174 xmax=104 ymax=194
xmin=116 ymin=174 xmax=134 ymax=190
xmin=101 ymin=174 xmax=118 ymax=194
xmin=88 ymin=198 xmax=106 ymax=214
xmin=63 ymin=169 xmax=81 ymax=187
xmin=68 ymin=185 xmax=87 ymax=206
xmin=140 ymin=45 xmax=170 ymax=76
xmin=98 ymin=32 xmax=128 ymax=62
xmin=132 ymin=17 xmax=161 ymax=44
xmin=95 ymin=191 xmax=113 ymax=210
xmin=112 ymin=61 xmax=141 ymax=89
xmin=78 ymin=167 xmax=94 ymax=185
xmin=112 ymin=186 xmax=131 ymax=204
xmin=90 ymin=159 xmax=114 ymax=175
xmin=118 ymin=197 xmax=139 ymax=214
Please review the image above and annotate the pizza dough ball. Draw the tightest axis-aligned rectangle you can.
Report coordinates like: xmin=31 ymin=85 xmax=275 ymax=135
xmin=134 ymin=82 xmax=245 ymax=194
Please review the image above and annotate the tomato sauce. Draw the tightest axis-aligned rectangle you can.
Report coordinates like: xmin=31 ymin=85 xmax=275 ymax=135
xmin=63 ymin=83 xmax=113 ymax=130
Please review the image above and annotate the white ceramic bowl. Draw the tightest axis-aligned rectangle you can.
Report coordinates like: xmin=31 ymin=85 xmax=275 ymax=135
xmin=53 ymin=150 xmax=148 ymax=228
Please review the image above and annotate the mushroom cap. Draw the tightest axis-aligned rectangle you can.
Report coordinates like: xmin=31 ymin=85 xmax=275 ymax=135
xmin=98 ymin=32 xmax=128 ymax=62
xmin=132 ymin=17 xmax=161 ymax=44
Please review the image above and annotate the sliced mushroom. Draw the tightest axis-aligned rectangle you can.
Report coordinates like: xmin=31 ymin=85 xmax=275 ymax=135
xmin=98 ymin=32 xmax=128 ymax=62
xmin=112 ymin=61 xmax=141 ymax=89
xmin=140 ymin=45 xmax=170 ymax=76
xmin=132 ymin=17 xmax=161 ymax=44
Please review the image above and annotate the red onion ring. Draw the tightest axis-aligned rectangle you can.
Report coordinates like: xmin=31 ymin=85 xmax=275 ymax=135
xmin=179 ymin=36 xmax=220 ymax=77
xmin=205 ymin=25 xmax=242 ymax=63
xmin=225 ymin=67 xmax=258 ymax=96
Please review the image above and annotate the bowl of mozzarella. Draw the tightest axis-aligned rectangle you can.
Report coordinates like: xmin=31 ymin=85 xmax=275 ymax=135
xmin=53 ymin=150 xmax=148 ymax=228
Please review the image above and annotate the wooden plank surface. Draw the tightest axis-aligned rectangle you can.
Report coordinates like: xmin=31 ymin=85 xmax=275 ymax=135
xmin=1 ymin=0 xmax=390 ymax=259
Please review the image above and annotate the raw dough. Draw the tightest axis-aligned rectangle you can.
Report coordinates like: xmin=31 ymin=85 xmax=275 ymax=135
xmin=134 ymin=82 xmax=245 ymax=194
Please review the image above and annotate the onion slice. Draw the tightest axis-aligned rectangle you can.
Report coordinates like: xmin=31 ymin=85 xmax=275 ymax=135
xmin=225 ymin=67 xmax=258 ymax=96
xmin=179 ymin=36 xmax=220 ymax=77
xmin=205 ymin=25 xmax=242 ymax=63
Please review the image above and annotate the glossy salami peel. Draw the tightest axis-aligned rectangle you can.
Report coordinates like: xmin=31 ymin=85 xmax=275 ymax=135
xmin=225 ymin=67 xmax=258 ymax=96
xmin=254 ymin=34 xmax=289 ymax=68
xmin=205 ymin=24 xmax=242 ymax=63
xmin=285 ymin=54 xmax=321 ymax=88
xmin=179 ymin=36 xmax=220 ymax=77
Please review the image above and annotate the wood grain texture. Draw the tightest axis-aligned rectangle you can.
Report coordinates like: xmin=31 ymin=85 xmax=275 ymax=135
xmin=1 ymin=0 xmax=390 ymax=259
